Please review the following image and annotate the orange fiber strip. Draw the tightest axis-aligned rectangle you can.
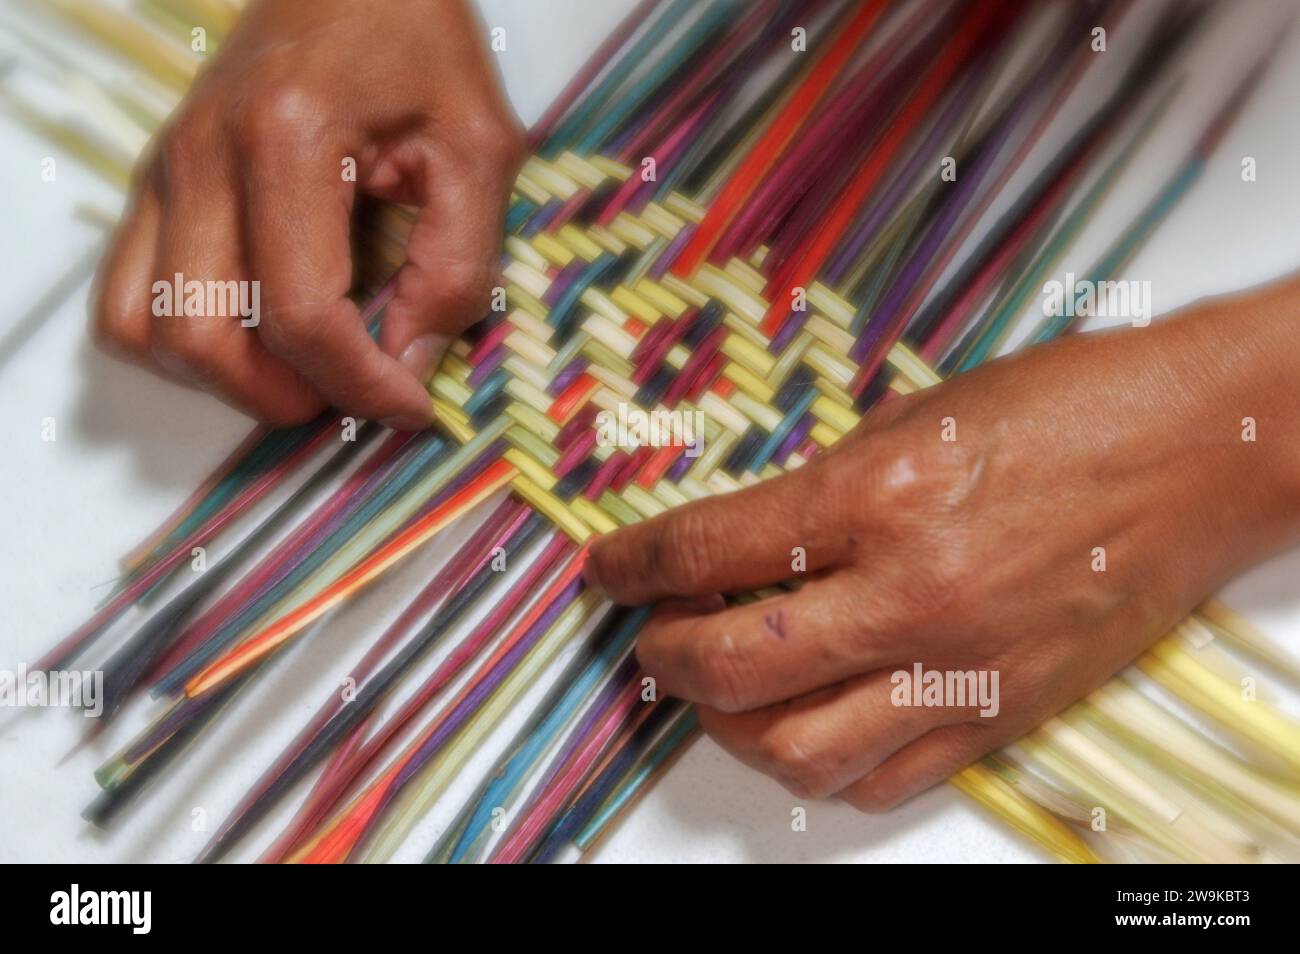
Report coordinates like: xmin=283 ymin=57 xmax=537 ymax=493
xmin=183 ymin=459 xmax=518 ymax=699
xmin=289 ymin=547 xmax=590 ymax=863
xmin=297 ymin=779 xmax=393 ymax=864
xmin=760 ymin=1 xmax=998 ymax=337
xmin=637 ymin=444 xmax=682 ymax=488
xmin=670 ymin=0 xmax=889 ymax=278
xmin=549 ymin=373 xmax=602 ymax=424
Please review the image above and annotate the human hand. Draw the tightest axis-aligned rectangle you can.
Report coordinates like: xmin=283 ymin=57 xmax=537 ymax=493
xmin=92 ymin=0 xmax=524 ymax=428
xmin=587 ymin=281 xmax=1300 ymax=811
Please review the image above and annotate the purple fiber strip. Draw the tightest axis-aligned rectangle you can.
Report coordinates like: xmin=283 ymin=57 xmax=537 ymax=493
xmin=651 ymin=223 xmax=696 ymax=279
xmin=467 ymin=345 xmax=508 ymax=387
xmin=544 ymin=259 xmax=586 ymax=307
xmin=824 ymin=60 xmax=987 ymax=286
xmin=549 ymin=357 xmax=589 ymax=396
xmin=529 ymin=655 xmax=640 ymax=802
xmin=666 ymin=449 xmax=695 ymax=483
xmin=390 ymin=578 xmax=586 ymax=794
xmin=852 ymin=20 xmax=1076 ymax=363
xmin=523 ymin=198 xmax=565 ymax=238
xmin=776 ymin=412 xmax=816 ymax=464
xmin=769 ymin=306 xmax=809 ymax=354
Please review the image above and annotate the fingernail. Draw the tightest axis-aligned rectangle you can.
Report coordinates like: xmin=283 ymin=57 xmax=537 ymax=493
xmin=381 ymin=413 xmax=432 ymax=431
xmin=399 ymin=333 xmax=451 ymax=383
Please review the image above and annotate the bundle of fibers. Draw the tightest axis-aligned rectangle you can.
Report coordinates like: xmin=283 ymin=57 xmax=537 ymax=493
xmin=14 ymin=0 xmax=1300 ymax=863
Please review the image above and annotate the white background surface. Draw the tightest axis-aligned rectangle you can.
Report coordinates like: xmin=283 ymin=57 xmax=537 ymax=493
xmin=1 ymin=0 xmax=1299 ymax=864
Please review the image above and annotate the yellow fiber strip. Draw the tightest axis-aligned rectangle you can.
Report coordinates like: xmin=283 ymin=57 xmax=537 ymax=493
xmin=720 ymin=334 xmax=776 ymax=376
xmin=610 ymin=285 xmax=662 ymax=324
xmin=531 ymin=233 xmax=576 ymax=267
xmin=569 ymin=496 xmax=621 ymax=535
xmin=634 ymin=278 xmax=689 ymax=317
xmin=558 ymin=223 xmax=605 ymax=262
xmin=510 ymin=475 xmax=592 ymax=542
xmin=721 ymin=363 xmax=776 ymax=403
xmin=810 ymin=396 xmax=859 ymax=434
xmin=951 ymin=764 xmax=1100 ymax=864
xmin=503 ymin=447 xmax=557 ymax=492
xmin=1138 ymin=641 xmax=1300 ymax=772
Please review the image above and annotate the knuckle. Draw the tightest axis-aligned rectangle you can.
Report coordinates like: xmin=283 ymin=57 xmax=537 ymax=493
xmin=151 ymin=324 xmax=209 ymax=366
xmin=258 ymin=303 xmax=323 ymax=358
xmin=92 ymin=314 xmax=138 ymax=360
xmin=431 ymin=257 xmax=494 ymax=321
xmin=820 ymin=579 xmax=889 ymax=658
xmin=870 ymin=435 xmax=984 ymax=518
xmin=149 ymin=333 xmax=208 ymax=380
xmin=462 ymin=112 xmax=527 ymax=177
xmin=861 ymin=442 xmax=991 ymax=629
xmin=690 ymin=637 xmax=759 ymax=713
xmin=867 ymin=442 xmax=931 ymax=512
xmin=761 ymin=724 xmax=839 ymax=799
xmin=159 ymin=111 xmax=214 ymax=178
xmin=238 ymin=85 xmax=324 ymax=160
xmin=493 ymin=119 xmax=527 ymax=176
xmin=898 ymin=524 xmax=991 ymax=632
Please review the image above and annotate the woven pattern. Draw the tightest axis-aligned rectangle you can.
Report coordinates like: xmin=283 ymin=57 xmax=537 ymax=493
xmin=431 ymin=155 xmax=935 ymax=544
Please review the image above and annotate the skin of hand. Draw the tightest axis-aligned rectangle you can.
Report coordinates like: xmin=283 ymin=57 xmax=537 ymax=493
xmin=587 ymin=277 xmax=1300 ymax=812
xmin=92 ymin=0 xmax=524 ymax=429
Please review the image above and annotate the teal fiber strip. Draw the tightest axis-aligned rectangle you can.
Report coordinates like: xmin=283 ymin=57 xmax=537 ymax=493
xmin=1030 ymin=159 xmax=1202 ymax=346
xmin=445 ymin=606 xmax=649 ymax=863
xmin=542 ymin=0 xmax=698 ymax=158
xmin=574 ymin=1 xmax=736 ymax=155
xmin=956 ymin=96 xmax=1178 ymax=371
xmin=574 ymin=706 xmax=700 ymax=849
xmin=152 ymin=434 xmax=452 ymax=694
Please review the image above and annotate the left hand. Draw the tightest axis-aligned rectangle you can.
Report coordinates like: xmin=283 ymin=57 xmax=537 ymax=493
xmin=586 ymin=280 xmax=1300 ymax=811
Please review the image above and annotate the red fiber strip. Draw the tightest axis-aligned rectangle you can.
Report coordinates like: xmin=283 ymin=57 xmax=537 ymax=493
xmin=669 ymin=0 xmax=889 ymax=278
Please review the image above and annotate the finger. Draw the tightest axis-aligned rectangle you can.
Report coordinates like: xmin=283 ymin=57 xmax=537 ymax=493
xmin=697 ymin=669 xmax=962 ymax=799
xmin=839 ymin=722 xmax=995 ymax=813
xmin=150 ymin=153 xmax=325 ymax=424
xmin=376 ymin=141 xmax=515 ymax=382
xmin=91 ymin=161 xmax=164 ymax=365
xmin=636 ymin=577 xmax=904 ymax=712
xmin=587 ymin=457 xmax=857 ymax=604
xmin=239 ymin=112 xmax=434 ymax=428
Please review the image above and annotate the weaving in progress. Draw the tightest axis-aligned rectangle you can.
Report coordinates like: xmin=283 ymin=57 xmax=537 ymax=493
xmin=12 ymin=0 xmax=1300 ymax=865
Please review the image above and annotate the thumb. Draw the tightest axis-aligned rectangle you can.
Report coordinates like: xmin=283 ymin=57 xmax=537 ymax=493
xmin=379 ymin=150 xmax=514 ymax=383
